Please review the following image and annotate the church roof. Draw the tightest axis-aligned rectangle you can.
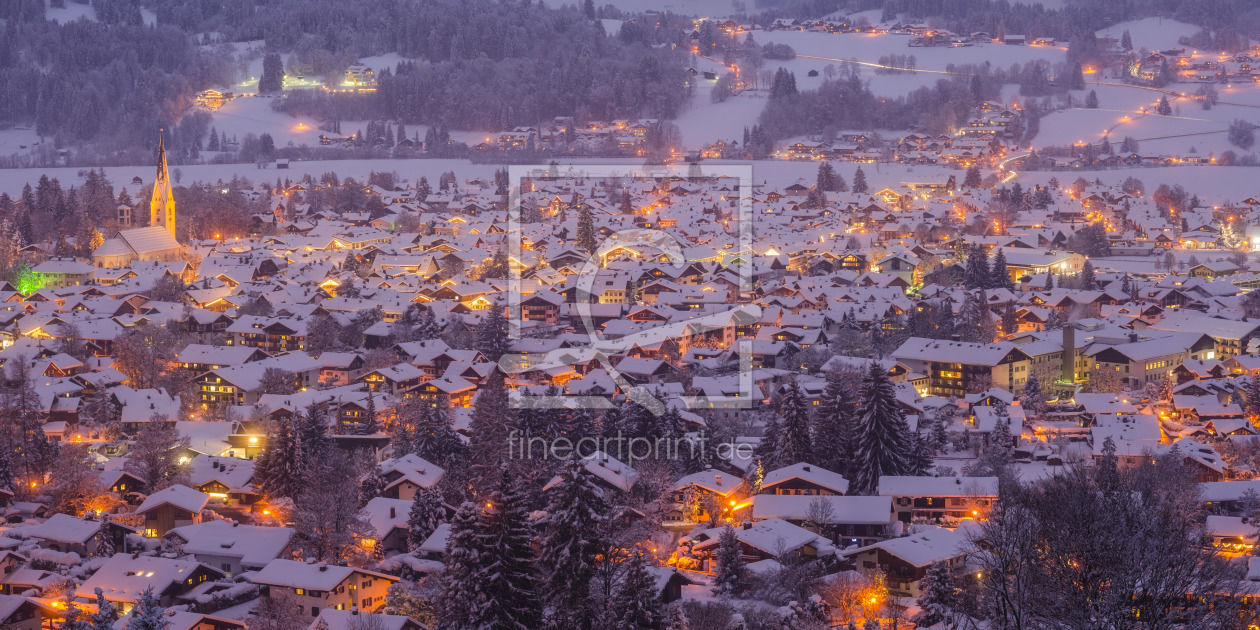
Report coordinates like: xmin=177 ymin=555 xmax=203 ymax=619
xmin=118 ymin=226 xmax=180 ymax=255
xmin=93 ymin=237 xmax=133 ymax=257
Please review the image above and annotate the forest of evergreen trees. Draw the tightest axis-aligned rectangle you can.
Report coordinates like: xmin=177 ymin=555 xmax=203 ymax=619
xmin=0 ymin=0 xmax=690 ymax=158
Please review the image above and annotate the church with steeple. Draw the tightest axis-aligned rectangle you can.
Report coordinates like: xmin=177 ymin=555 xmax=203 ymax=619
xmin=92 ymin=134 xmax=183 ymax=267
xmin=151 ymin=133 xmax=176 ymax=238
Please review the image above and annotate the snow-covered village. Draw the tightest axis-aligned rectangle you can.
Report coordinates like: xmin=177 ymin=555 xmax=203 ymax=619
xmin=7 ymin=0 xmax=1260 ymax=629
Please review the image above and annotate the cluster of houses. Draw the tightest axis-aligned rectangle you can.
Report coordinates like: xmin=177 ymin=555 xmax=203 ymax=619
xmin=773 ymin=102 xmax=1019 ymax=166
xmin=8 ymin=161 xmax=1260 ymax=627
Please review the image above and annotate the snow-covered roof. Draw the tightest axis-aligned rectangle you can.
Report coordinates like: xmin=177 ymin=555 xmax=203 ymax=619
xmin=877 ymin=476 xmax=999 ymax=497
xmin=750 ymin=495 xmax=892 ymax=525
xmin=168 ymin=520 xmax=292 ymax=569
xmin=24 ymin=513 xmax=100 ymax=544
xmin=135 ymin=484 xmax=210 ymax=515
xmin=761 ymin=462 xmax=849 ymax=495
xmin=250 ymin=559 xmax=394 ymax=591
xmin=76 ymin=554 xmax=215 ymax=604
xmin=845 ymin=525 xmax=970 ymax=567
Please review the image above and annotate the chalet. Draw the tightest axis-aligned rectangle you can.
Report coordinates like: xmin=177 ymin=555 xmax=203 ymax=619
xmin=135 ymin=485 xmax=210 ymax=538
xmin=76 ymin=554 xmax=224 ymax=609
xmin=844 ymin=526 xmax=971 ymax=597
xmin=879 ymin=476 xmax=999 ymax=523
xmin=250 ymin=559 xmax=398 ymax=618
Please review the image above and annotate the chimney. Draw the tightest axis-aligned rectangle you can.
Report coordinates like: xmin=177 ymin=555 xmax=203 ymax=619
xmin=1061 ymin=324 xmax=1075 ymax=384
xmin=389 ymin=507 xmax=396 ymax=519
xmin=802 ymin=465 xmax=810 ymax=472
xmin=319 ymin=564 xmax=327 ymax=572
xmin=1128 ymin=332 xmax=1138 ymax=343
xmin=715 ymin=474 xmax=722 ymax=485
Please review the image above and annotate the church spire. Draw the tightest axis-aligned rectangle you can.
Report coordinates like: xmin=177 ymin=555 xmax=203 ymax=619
xmin=150 ymin=131 xmax=176 ymax=239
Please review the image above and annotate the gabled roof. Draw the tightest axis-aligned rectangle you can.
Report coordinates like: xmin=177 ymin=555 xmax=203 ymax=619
xmin=135 ymin=484 xmax=210 ymax=515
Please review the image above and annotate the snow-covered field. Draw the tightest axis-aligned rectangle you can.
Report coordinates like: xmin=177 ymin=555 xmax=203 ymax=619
xmin=1096 ymin=17 xmax=1200 ymax=52
xmin=0 ymin=126 xmax=44 ymax=158
xmin=45 ymin=0 xmax=155 ymax=25
xmin=1018 ymin=166 xmax=1260 ymax=204
xmin=756 ymin=31 xmax=1068 ymax=76
xmin=206 ymin=97 xmax=326 ymax=147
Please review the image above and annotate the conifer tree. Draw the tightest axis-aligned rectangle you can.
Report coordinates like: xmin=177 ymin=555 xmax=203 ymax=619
xmin=813 ymin=371 xmax=857 ymax=477
xmin=1001 ymin=301 xmax=1018 ymax=336
xmin=474 ymin=474 xmax=541 ymax=629
xmin=476 ymin=300 xmax=510 ymax=363
xmin=907 ymin=432 xmax=934 ymax=476
xmin=912 ymin=561 xmax=958 ymax=628
xmin=990 ymin=248 xmax=1014 ymax=290
xmin=1080 ymin=259 xmax=1097 ymax=290
xmin=852 ymin=166 xmax=869 ymax=193
xmin=538 ymin=457 xmax=609 ymax=629
xmin=90 ymin=588 xmax=117 ymax=630
xmin=439 ymin=502 xmax=485 ymax=629
xmin=851 ymin=363 xmax=910 ymax=496
xmin=363 ymin=389 xmax=379 ymax=435
xmin=612 ymin=548 xmax=665 ymax=629
xmin=775 ymin=381 xmax=814 ymax=467
xmin=712 ymin=525 xmax=746 ymax=596
xmin=1244 ymin=376 xmax=1260 ymax=422
xmin=468 ymin=372 xmax=513 ymax=491
xmin=754 ymin=414 xmax=782 ymax=471
xmin=964 ymin=244 xmax=991 ymax=289
xmin=1021 ymin=373 xmax=1048 ymax=421
xmin=576 ymin=205 xmax=597 ymax=254
xmin=127 ymin=587 xmax=169 ymax=630
xmin=407 ymin=485 xmax=445 ymax=551
xmin=1157 ymin=95 xmax=1172 ymax=115
xmin=963 ymin=165 xmax=982 ymax=188
xmin=415 ymin=306 xmax=441 ymax=341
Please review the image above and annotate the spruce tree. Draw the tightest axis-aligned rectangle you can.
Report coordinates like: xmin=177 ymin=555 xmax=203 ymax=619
xmin=963 ymin=165 xmax=982 ymax=188
xmin=1245 ymin=376 xmax=1260 ymax=422
xmin=852 ymin=167 xmax=869 ymax=194
xmin=89 ymin=588 xmax=116 ymax=630
xmin=1080 ymin=259 xmax=1097 ymax=290
xmin=907 ymin=432 xmax=934 ymax=476
xmin=407 ymin=485 xmax=445 ymax=551
xmin=474 ymin=474 xmax=541 ymax=629
xmin=468 ymin=372 xmax=513 ymax=491
xmin=439 ymin=502 xmax=485 ymax=629
xmin=612 ymin=548 xmax=665 ymax=629
xmin=363 ymin=389 xmax=379 ymax=435
xmin=812 ymin=371 xmax=857 ymax=477
xmin=1021 ymin=373 xmax=1047 ymax=420
xmin=1001 ymin=302 xmax=1018 ymax=336
xmin=990 ymin=249 xmax=1014 ymax=290
xmin=476 ymin=300 xmax=510 ymax=364
xmin=964 ymin=244 xmax=991 ymax=289
xmin=1086 ymin=89 xmax=1099 ymax=109
xmin=1157 ymin=95 xmax=1172 ymax=115
xmin=712 ymin=525 xmax=746 ymax=596
xmin=755 ymin=414 xmax=782 ymax=471
xmin=127 ymin=587 xmax=169 ymax=630
xmin=416 ymin=307 xmax=441 ymax=341
xmin=538 ymin=457 xmax=609 ymax=629
xmin=851 ymin=363 xmax=910 ymax=496
xmin=775 ymin=381 xmax=814 ymax=467
xmin=411 ymin=401 xmax=466 ymax=470
xmin=575 ymin=205 xmax=597 ymax=254
xmin=912 ymin=561 xmax=957 ymax=628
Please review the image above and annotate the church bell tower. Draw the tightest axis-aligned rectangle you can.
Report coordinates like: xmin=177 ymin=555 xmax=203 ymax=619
xmin=150 ymin=132 xmax=176 ymax=239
